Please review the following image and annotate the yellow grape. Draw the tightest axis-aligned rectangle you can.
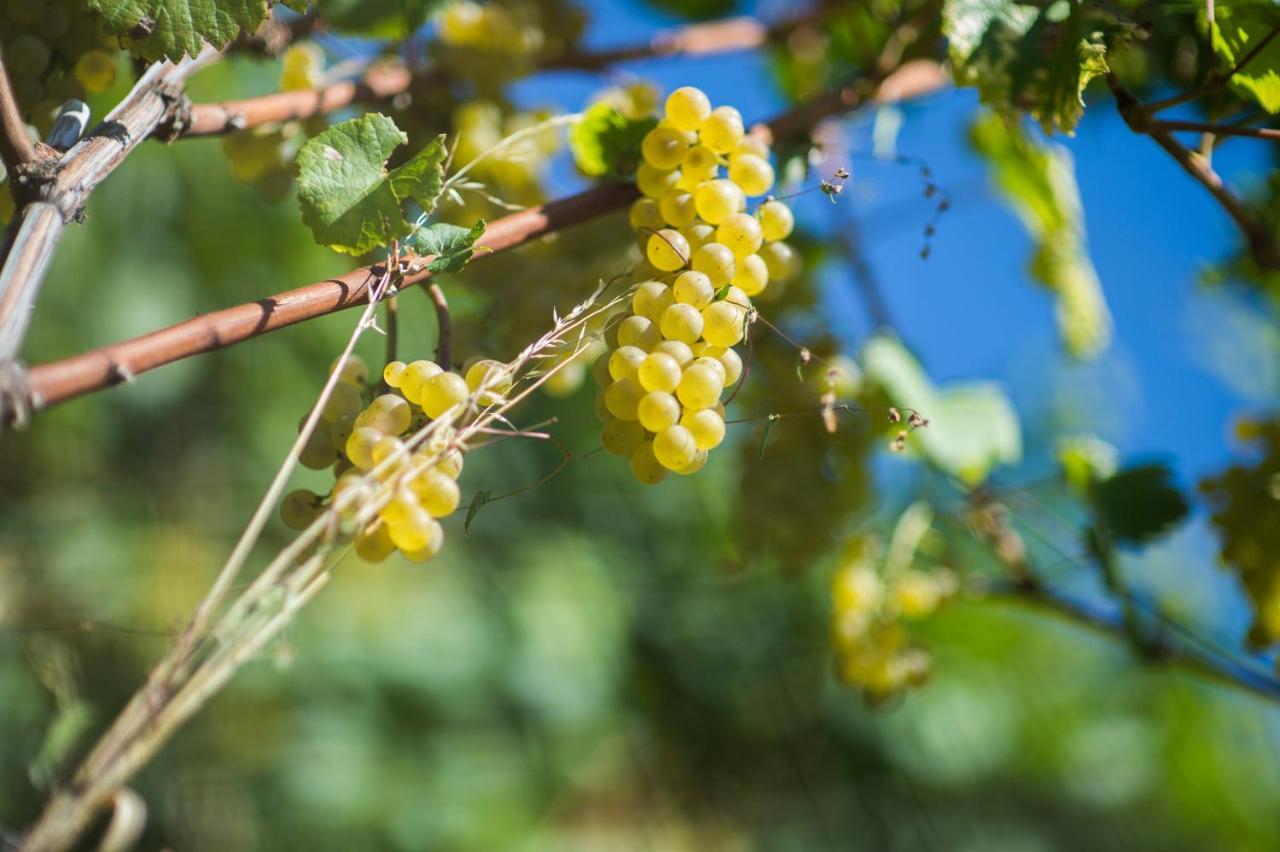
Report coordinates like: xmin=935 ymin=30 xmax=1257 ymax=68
xmin=728 ymin=153 xmax=775 ymax=196
xmin=659 ymin=303 xmax=704 ymax=344
xmin=642 ymin=125 xmax=690 ymax=170
xmin=632 ymin=280 xmax=674 ymax=323
xmin=434 ymin=448 xmax=465 ymax=479
xmin=300 ymin=422 xmax=338 ymax=469
xmin=359 ymin=393 xmax=412 ymax=435
xmin=637 ymin=351 xmax=682 ymax=393
xmin=401 ymin=519 xmax=445 ymax=563
xmin=692 ymin=243 xmax=735 ymax=287
xmin=387 ymin=505 xmax=436 ymax=552
xmin=701 ymin=301 xmax=746 ymax=347
xmin=355 ymin=523 xmax=396 ymax=562
xmin=676 ymin=449 xmax=709 ymax=475
xmin=331 ymin=354 xmax=369 ymax=385
xmin=281 ymin=489 xmax=322 ymax=530
xmin=629 ymin=440 xmax=669 ymax=484
xmin=379 ymin=486 xmax=419 ymax=524
xmin=758 ymin=199 xmax=795 ymax=241
xmin=382 ymin=360 xmax=408 ymax=388
xmin=604 ymin=377 xmax=644 ymax=420
xmin=653 ymin=424 xmax=698 ymax=471
xmin=322 ymin=380 xmax=363 ymax=421
xmin=699 ymin=105 xmax=744 ymax=154
xmin=601 ymin=418 xmax=646 ymax=456
xmin=593 ymin=352 xmax=614 ymax=387
xmin=760 ymin=240 xmax=801 ymax=281
xmin=637 ymin=163 xmax=679 ymax=198
xmin=646 ymin=228 xmax=690 ymax=272
xmin=330 ymin=413 xmax=357 ymax=451
xmin=609 ymin=345 xmax=647 ymax=381
xmin=716 ymin=212 xmax=763 ymax=258
xmin=420 ymin=372 xmax=470 ymax=418
xmin=732 ymin=136 xmax=770 ymax=160
xmin=676 ymin=363 xmax=723 ymax=410
xmin=680 ymin=222 xmax=716 ymax=255
xmin=658 ymin=189 xmax=697 ymax=228
xmin=706 ymin=345 xmax=742 ymax=386
xmin=638 ymin=391 xmax=681 ymax=433
xmin=694 ymin=178 xmax=742 ymax=225
xmin=665 ymin=85 xmax=712 ymax=132
xmin=412 ymin=469 xmax=461 ymax=517
xmin=629 ymin=198 xmax=665 ymax=233
xmin=399 ymin=359 xmax=443 ymax=405
xmin=346 ymin=426 xmax=383 ymax=469
xmin=465 ymin=359 xmax=513 ymax=404
xmin=672 ymin=270 xmax=714 ymax=309
xmin=371 ymin=435 xmax=405 ymax=470
xmin=280 ymin=43 xmax=323 ymax=91
xmin=653 ymin=339 xmax=694 ymax=366
xmin=681 ymin=408 xmax=726 ymax=450
xmin=73 ymin=49 xmax=116 ymax=94
xmin=681 ymin=144 xmax=720 ymax=182
xmin=691 ymin=355 xmax=727 ymax=387
xmin=732 ymin=253 xmax=768 ymax=296
xmin=617 ymin=314 xmax=661 ymax=350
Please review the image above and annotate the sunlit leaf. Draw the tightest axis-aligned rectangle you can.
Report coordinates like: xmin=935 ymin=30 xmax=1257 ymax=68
xmin=569 ymin=103 xmax=656 ymax=177
xmin=88 ymin=0 xmax=267 ymax=61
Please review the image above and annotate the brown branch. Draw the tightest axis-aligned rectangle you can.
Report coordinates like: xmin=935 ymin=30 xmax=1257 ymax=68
xmin=1108 ymin=74 xmax=1280 ymax=270
xmin=427 ymin=283 xmax=451 ymax=369
xmin=0 ymin=56 xmax=35 ymax=171
xmin=1149 ymin=118 xmax=1280 ymax=142
xmin=14 ymin=61 xmax=948 ymax=422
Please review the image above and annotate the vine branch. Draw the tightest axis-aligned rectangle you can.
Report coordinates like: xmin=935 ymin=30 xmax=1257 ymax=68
xmin=0 ymin=56 xmax=35 ymax=171
xmin=427 ymin=283 xmax=451 ymax=369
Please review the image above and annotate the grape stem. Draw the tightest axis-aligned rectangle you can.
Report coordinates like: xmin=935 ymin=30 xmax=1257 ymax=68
xmin=427 ymin=283 xmax=451 ymax=369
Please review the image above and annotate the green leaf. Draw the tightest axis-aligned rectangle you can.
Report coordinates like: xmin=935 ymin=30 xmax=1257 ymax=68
xmin=758 ymin=414 xmax=778 ymax=462
xmin=1089 ymin=463 xmax=1189 ymax=546
xmin=970 ymin=112 xmax=1111 ymax=358
xmin=296 ymin=116 xmax=447 ymax=256
xmin=569 ymin=103 xmax=657 ymax=177
xmin=1211 ymin=5 xmax=1280 ymax=113
xmin=317 ymin=0 xmax=445 ymax=36
xmin=943 ymin=0 xmax=1136 ymax=133
xmin=88 ymin=0 xmax=267 ymax=61
xmin=862 ymin=335 xmax=1021 ymax=485
xmin=464 ymin=489 xmax=492 ymax=534
xmin=409 ymin=220 xmax=487 ymax=274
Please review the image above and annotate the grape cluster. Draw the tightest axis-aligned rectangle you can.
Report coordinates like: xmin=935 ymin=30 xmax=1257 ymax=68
xmin=1 ymin=0 xmax=118 ymax=134
xmin=830 ymin=538 xmax=957 ymax=702
xmin=595 ymin=86 xmax=800 ymax=483
xmin=437 ymin=1 xmax=543 ymax=57
xmin=280 ymin=353 xmax=514 ymax=565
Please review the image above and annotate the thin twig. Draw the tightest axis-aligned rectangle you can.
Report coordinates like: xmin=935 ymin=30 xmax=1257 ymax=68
xmin=0 ymin=56 xmax=35 ymax=171
xmin=1145 ymin=22 xmax=1280 ymax=114
xmin=1149 ymin=118 xmax=1280 ymax=142
xmin=426 ymin=283 xmax=451 ymax=369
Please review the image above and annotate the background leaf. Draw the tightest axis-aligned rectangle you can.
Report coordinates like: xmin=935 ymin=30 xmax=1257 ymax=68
xmin=1090 ymin=463 xmax=1190 ymax=546
xmin=88 ymin=0 xmax=267 ymax=61
xmin=569 ymin=103 xmax=657 ymax=177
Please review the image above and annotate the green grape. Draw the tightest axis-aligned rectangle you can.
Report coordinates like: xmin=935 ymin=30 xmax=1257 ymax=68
xmin=642 ymin=125 xmax=690 ymax=170
xmin=758 ymin=199 xmax=795 ymax=241
xmin=681 ymin=222 xmax=716 ymax=255
xmin=699 ymin=105 xmax=744 ymax=154
xmin=728 ymin=153 xmax=774 ymax=196
xmin=692 ymin=243 xmax=735 ymax=286
xmin=543 ymin=360 xmax=586 ymax=397
xmin=632 ymin=280 xmax=674 ymax=323
xmin=300 ymin=421 xmax=339 ymax=469
xmin=608 ymin=345 xmax=647 ymax=381
xmin=647 ymin=228 xmax=690 ymax=271
xmin=637 ymin=163 xmax=679 ymax=198
xmin=617 ymin=314 xmax=661 ymax=350
xmin=732 ymin=252 xmax=768 ymax=296
xmin=331 ymin=473 xmax=369 ymax=519
xmin=732 ymin=136 xmax=769 ymax=160
xmin=6 ymin=35 xmax=51 ymax=77
xmin=682 ymin=408 xmax=726 ymax=450
xmin=676 ymin=449 xmax=709 ymax=475
xmin=629 ymin=440 xmax=668 ymax=484
xmin=370 ymin=435 xmax=405 ymax=469
xmin=399 ymin=359 xmax=443 ymax=405
xmin=691 ymin=355 xmax=727 ymax=387
xmin=355 ymin=522 xmax=396 ymax=562
xmin=653 ymin=424 xmax=698 ymax=471
xmin=717 ymin=212 xmax=763 ymax=258
xmin=592 ymin=352 xmax=613 ymax=387
xmin=330 ymin=413 xmax=357 ymax=452
xmin=666 ymin=85 xmax=711 ymax=132
xmin=694 ymin=179 xmax=743 ymax=225
xmin=704 ymin=345 xmax=742 ymax=386
xmin=332 ymin=354 xmax=369 ymax=385
xmin=724 ymin=285 xmax=750 ymax=308
xmin=281 ymin=489 xmax=322 ymax=530
xmin=759 ymin=240 xmax=800 ymax=281
xmin=638 ymin=391 xmax=680 ymax=433
xmin=433 ymin=448 xmax=465 ymax=479
xmin=653 ymin=339 xmax=694 ymax=366
xmin=604 ymin=376 xmax=644 ymax=420
xmin=672 ymin=270 xmax=714 ymax=309
xmin=629 ymin=198 xmax=665 ymax=234
xmin=680 ymin=144 xmax=719 ymax=182
xmin=382 ymin=360 xmax=408 ymax=388
xmin=637 ymin=351 xmax=681 ymax=393
xmin=401 ymin=519 xmax=445 ymax=562
xmin=411 ymin=469 xmax=460 ymax=517
xmin=658 ymin=189 xmax=697 ymax=228
xmin=387 ymin=505 xmax=436 ymax=552
xmin=420 ymin=372 xmax=469 ymax=418
xmin=280 ymin=43 xmax=322 ymax=91
xmin=322 ymin=380 xmax=363 ymax=421
xmin=601 ymin=418 xmax=645 ymax=456
xmin=438 ymin=0 xmax=485 ymax=44
xmin=346 ymin=426 xmax=383 ymax=469
xmin=659 ymin=303 xmax=703 ymax=344
xmin=701 ymin=301 xmax=746 ymax=347
xmin=357 ymin=393 xmax=412 ymax=435
xmin=379 ymin=486 xmax=420 ymax=525
xmin=676 ymin=363 xmax=722 ymax=410
xmin=465 ymin=359 xmax=513 ymax=404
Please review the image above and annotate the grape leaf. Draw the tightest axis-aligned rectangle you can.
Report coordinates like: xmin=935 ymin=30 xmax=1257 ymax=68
xmin=1211 ymin=5 xmax=1280 ymax=113
xmin=569 ymin=103 xmax=657 ymax=177
xmin=88 ymin=0 xmax=268 ymax=61
xmin=862 ymin=335 xmax=1021 ymax=485
xmin=408 ymin=220 xmax=487 ymax=274
xmin=1089 ymin=463 xmax=1189 ymax=546
xmin=943 ymin=0 xmax=1135 ymax=133
xmin=970 ymin=111 xmax=1111 ymax=358
xmin=317 ymin=0 xmax=446 ymax=36
xmin=296 ymin=116 xmax=446 ymax=256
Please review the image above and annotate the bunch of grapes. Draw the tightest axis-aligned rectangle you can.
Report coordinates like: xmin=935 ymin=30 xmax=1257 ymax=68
xmin=595 ymin=85 xmax=800 ymax=483
xmin=436 ymin=0 xmax=544 ymax=57
xmin=1 ymin=0 xmax=118 ymax=134
xmin=829 ymin=537 xmax=957 ymax=702
xmin=280 ymin=353 xmax=515 ymax=565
